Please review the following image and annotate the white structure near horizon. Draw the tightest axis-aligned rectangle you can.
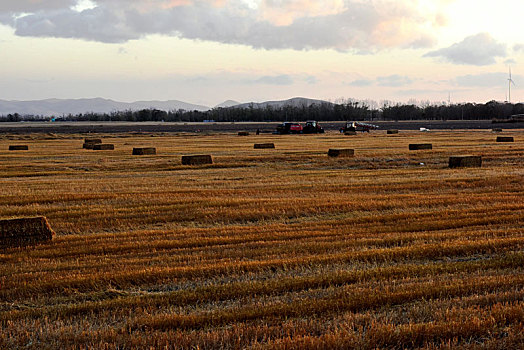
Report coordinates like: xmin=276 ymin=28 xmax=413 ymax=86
xmin=508 ymin=67 xmax=516 ymax=103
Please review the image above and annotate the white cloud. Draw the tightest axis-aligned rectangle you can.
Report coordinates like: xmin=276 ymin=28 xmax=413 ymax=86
xmin=348 ymin=79 xmax=373 ymax=87
xmin=0 ymin=0 xmax=442 ymax=51
xmin=348 ymin=75 xmax=414 ymax=87
xmin=377 ymin=75 xmax=413 ymax=87
xmin=514 ymin=44 xmax=524 ymax=53
xmin=424 ymin=33 xmax=507 ymax=66
xmin=254 ymin=75 xmax=294 ymax=85
xmin=0 ymin=0 xmax=75 ymax=12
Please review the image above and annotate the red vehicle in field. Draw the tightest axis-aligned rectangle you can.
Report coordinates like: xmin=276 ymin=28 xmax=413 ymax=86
xmin=276 ymin=122 xmax=303 ymax=134
xmin=302 ymin=121 xmax=325 ymax=134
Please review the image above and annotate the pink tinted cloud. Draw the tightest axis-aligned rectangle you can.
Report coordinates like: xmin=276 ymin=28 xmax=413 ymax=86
xmin=258 ymin=0 xmax=345 ymax=26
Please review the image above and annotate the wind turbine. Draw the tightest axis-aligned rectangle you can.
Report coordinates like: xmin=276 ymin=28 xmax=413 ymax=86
xmin=508 ymin=67 xmax=516 ymax=103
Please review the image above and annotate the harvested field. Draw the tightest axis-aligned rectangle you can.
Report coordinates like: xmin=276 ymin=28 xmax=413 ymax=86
xmin=0 ymin=130 xmax=523 ymax=349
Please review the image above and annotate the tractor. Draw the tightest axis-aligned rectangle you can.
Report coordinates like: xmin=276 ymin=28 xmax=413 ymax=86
xmin=302 ymin=120 xmax=325 ymax=134
xmin=342 ymin=121 xmax=379 ymax=133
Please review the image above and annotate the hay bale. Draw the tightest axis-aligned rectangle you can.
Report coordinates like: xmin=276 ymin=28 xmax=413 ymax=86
xmin=409 ymin=143 xmax=432 ymax=150
xmin=83 ymin=143 xmax=95 ymax=149
xmin=254 ymin=143 xmax=275 ymax=149
xmin=181 ymin=155 xmax=213 ymax=165
xmin=133 ymin=147 xmax=157 ymax=155
xmin=93 ymin=144 xmax=115 ymax=150
xmin=387 ymin=130 xmax=399 ymax=134
xmin=84 ymin=138 xmax=102 ymax=144
xmin=344 ymin=131 xmax=357 ymax=136
xmin=9 ymin=145 xmax=29 ymax=151
xmin=0 ymin=216 xmax=55 ymax=248
xmin=328 ymin=149 xmax=355 ymax=157
xmin=238 ymin=131 xmax=250 ymax=136
xmin=449 ymin=155 xmax=482 ymax=168
xmin=492 ymin=128 xmax=503 ymax=132
xmin=496 ymin=136 xmax=514 ymax=142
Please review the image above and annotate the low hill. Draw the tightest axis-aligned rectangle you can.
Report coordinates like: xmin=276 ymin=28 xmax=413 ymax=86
xmin=0 ymin=98 xmax=210 ymax=116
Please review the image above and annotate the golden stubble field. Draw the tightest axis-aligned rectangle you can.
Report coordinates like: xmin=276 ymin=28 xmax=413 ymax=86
xmin=0 ymin=129 xmax=523 ymax=349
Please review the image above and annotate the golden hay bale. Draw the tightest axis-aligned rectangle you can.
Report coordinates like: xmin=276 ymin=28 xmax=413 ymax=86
xmin=492 ymin=128 xmax=503 ymax=132
xmin=133 ymin=147 xmax=157 ymax=155
xmin=409 ymin=143 xmax=432 ymax=150
xmin=93 ymin=144 xmax=115 ymax=150
xmin=83 ymin=143 xmax=95 ymax=149
xmin=9 ymin=145 xmax=29 ymax=151
xmin=181 ymin=155 xmax=213 ymax=165
xmin=254 ymin=143 xmax=275 ymax=149
xmin=328 ymin=149 xmax=355 ymax=157
xmin=496 ymin=136 xmax=514 ymax=142
xmin=238 ymin=132 xmax=250 ymax=136
xmin=449 ymin=155 xmax=482 ymax=168
xmin=344 ymin=131 xmax=357 ymax=135
xmin=84 ymin=138 xmax=102 ymax=144
xmin=0 ymin=216 xmax=55 ymax=248
xmin=387 ymin=130 xmax=399 ymax=134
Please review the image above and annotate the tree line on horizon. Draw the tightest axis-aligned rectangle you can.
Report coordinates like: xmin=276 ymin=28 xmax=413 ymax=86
xmin=1 ymin=100 xmax=523 ymax=123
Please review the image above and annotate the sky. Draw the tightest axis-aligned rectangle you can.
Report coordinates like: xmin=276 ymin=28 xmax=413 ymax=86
xmin=0 ymin=0 xmax=523 ymax=107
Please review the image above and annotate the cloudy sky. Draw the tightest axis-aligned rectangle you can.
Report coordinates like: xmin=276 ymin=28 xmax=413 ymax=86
xmin=0 ymin=0 xmax=522 ymax=106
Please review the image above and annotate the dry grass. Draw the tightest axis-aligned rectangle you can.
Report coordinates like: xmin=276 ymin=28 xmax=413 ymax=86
xmin=0 ymin=130 xmax=523 ymax=349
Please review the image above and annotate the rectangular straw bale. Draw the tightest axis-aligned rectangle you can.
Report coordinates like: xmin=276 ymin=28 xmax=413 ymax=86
xmin=0 ymin=216 xmax=55 ymax=248
xmin=9 ymin=145 xmax=29 ymax=151
xmin=254 ymin=143 xmax=275 ymax=149
xmin=93 ymin=144 xmax=115 ymax=150
xmin=133 ymin=147 xmax=157 ymax=155
xmin=409 ymin=143 xmax=432 ymax=150
xmin=238 ymin=132 xmax=250 ymax=136
xmin=449 ymin=155 xmax=482 ymax=168
xmin=84 ymin=138 xmax=102 ymax=144
xmin=496 ymin=136 xmax=514 ymax=142
xmin=328 ymin=149 xmax=355 ymax=157
xmin=492 ymin=128 xmax=502 ymax=132
xmin=344 ymin=131 xmax=357 ymax=135
xmin=387 ymin=130 xmax=399 ymax=134
xmin=182 ymin=155 xmax=213 ymax=165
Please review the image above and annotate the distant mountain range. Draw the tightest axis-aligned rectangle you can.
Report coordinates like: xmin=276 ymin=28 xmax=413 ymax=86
xmin=0 ymin=97 xmax=331 ymax=116
xmin=0 ymin=98 xmax=210 ymax=116
xmin=231 ymin=97 xmax=332 ymax=109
